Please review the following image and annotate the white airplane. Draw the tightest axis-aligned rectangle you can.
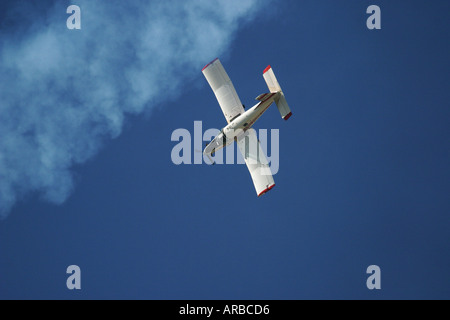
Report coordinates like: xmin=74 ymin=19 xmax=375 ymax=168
xmin=202 ymin=58 xmax=292 ymax=197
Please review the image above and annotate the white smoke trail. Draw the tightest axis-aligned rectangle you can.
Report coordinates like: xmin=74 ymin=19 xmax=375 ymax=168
xmin=0 ymin=0 xmax=268 ymax=218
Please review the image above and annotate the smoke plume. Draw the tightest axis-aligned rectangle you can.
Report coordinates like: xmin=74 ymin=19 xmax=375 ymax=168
xmin=0 ymin=0 xmax=267 ymax=218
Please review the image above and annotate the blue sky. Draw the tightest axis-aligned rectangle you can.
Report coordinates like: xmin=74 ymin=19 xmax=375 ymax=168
xmin=0 ymin=0 xmax=449 ymax=299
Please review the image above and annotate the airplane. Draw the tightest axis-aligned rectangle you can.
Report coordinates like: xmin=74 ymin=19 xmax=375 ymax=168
xmin=202 ymin=58 xmax=292 ymax=197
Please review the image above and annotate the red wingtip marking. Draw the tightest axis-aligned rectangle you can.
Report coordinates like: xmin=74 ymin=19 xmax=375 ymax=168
xmin=202 ymin=58 xmax=219 ymax=71
xmin=263 ymin=65 xmax=272 ymax=74
xmin=258 ymin=184 xmax=276 ymax=197
xmin=284 ymin=112 xmax=292 ymax=121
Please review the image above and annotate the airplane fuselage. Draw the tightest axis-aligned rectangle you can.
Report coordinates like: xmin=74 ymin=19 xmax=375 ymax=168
xmin=204 ymin=92 xmax=277 ymax=155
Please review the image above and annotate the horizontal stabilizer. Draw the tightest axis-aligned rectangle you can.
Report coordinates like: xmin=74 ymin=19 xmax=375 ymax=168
xmin=263 ymin=65 xmax=292 ymax=121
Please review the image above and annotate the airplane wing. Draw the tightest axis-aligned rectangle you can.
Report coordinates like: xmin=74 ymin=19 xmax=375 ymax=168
xmin=236 ymin=129 xmax=275 ymax=197
xmin=202 ymin=58 xmax=245 ymax=123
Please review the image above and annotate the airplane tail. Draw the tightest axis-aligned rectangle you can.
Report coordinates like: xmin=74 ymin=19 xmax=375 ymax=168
xmin=263 ymin=65 xmax=292 ymax=121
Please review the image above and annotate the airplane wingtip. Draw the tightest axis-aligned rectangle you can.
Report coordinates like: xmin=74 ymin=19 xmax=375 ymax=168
xmin=202 ymin=58 xmax=219 ymax=72
xmin=257 ymin=184 xmax=276 ymax=197
xmin=284 ymin=112 xmax=292 ymax=121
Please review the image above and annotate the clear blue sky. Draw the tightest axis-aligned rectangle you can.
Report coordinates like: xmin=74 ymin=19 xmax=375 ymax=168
xmin=0 ymin=0 xmax=449 ymax=299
